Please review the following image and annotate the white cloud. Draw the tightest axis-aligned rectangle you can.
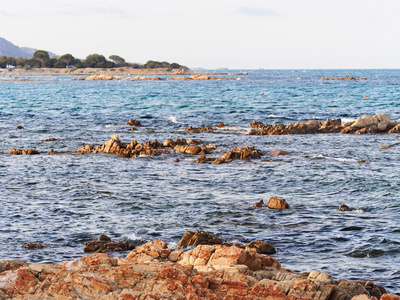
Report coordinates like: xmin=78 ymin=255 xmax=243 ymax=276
xmin=237 ymin=7 xmax=278 ymax=17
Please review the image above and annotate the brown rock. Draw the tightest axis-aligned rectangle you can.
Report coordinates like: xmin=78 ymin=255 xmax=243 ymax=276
xmin=267 ymin=149 xmax=291 ymax=156
xmin=267 ymin=196 xmax=290 ymax=209
xmin=380 ymin=145 xmax=391 ymax=149
xmin=15 ymin=125 xmax=24 ymax=129
xmin=217 ymin=122 xmax=225 ymax=128
xmin=83 ymin=235 xmax=134 ymax=253
xmin=176 ymin=230 xmax=223 ymax=250
xmin=0 ymin=260 xmax=27 ymax=273
xmin=253 ymin=199 xmax=265 ymax=208
xmin=22 ymin=243 xmax=45 ymax=249
xmin=126 ymin=119 xmax=141 ymax=126
xmin=339 ymin=204 xmax=353 ymax=211
xmin=246 ymin=240 xmax=276 ymax=254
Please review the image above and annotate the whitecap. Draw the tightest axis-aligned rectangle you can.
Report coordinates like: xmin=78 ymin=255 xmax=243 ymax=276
xmin=169 ymin=116 xmax=184 ymax=124
xmin=127 ymin=232 xmax=142 ymax=241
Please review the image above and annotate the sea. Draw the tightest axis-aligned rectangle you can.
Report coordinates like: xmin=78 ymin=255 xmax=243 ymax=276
xmin=0 ymin=69 xmax=399 ymax=293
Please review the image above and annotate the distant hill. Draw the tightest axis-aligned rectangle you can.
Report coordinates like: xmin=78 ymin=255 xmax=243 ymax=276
xmin=0 ymin=37 xmax=56 ymax=58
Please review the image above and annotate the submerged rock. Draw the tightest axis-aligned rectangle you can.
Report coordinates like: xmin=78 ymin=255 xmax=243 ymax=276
xmin=268 ymin=149 xmax=291 ymax=156
xmin=22 ymin=243 xmax=45 ymax=249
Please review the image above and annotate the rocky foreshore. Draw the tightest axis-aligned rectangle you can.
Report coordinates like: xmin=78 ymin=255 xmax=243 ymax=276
xmin=0 ymin=238 xmax=397 ymax=299
xmin=249 ymin=114 xmax=400 ymax=135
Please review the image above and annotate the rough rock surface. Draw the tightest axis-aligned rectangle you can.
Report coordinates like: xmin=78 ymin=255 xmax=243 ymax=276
xmin=267 ymin=196 xmax=291 ymax=209
xmin=177 ymin=230 xmax=224 ymax=250
xmin=0 ymin=240 xmax=392 ymax=300
xmin=83 ymin=235 xmax=135 ymax=253
xmin=8 ymin=149 xmax=39 ymax=155
xmin=249 ymin=115 xmax=399 ymax=135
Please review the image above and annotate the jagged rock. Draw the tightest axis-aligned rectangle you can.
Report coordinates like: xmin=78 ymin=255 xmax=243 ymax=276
xmin=339 ymin=204 xmax=354 ymax=211
xmin=176 ymin=230 xmax=224 ymax=250
xmin=126 ymin=119 xmax=141 ymax=126
xmin=246 ymin=240 xmax=276 ymax=255
xmin=83 ymin=235 xmax=134 ymax=253
xmin=253 ymin=199 xmax=265 ymax=207
xmin=267 ymin=196 xmax=290 ymax=209
xmin=0 ymin=260 xmax=27 ymax=273
xmin=8 ymin=148 xmax=39 ymax=155
xmin=223 ymin=146 xmax=262 ymax=160
xmin=0 ymin=240 xmax=393 ymax=299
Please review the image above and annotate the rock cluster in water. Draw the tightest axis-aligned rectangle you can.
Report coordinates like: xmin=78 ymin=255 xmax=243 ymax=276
xmin=8 ymin=149 xmax=39 ymax=155
xmin=321 ymin=76 xmax=367 ymax=80
xmin=71 ymin=74 xmax=236 ymax=81
xmin=249 ymin=114 xmax=400 ymax=135
xmin=0 ymin=239 xmax=394 ymax=299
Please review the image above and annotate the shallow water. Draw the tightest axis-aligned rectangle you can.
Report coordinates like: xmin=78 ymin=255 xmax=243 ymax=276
xmin=1 ymin=70 xmax=400 ymax=292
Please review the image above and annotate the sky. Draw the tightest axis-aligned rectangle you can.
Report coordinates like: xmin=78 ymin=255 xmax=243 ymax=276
xmin=1 ymin=0 xmax=400 ymax=69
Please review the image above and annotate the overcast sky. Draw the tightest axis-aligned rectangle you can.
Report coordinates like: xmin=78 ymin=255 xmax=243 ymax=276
xmin=1 ymin=0 xmax=399 ymax=69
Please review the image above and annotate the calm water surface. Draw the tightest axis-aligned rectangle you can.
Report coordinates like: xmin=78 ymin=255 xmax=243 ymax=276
xmin=0 ymin=70 xmax=399 ymax=292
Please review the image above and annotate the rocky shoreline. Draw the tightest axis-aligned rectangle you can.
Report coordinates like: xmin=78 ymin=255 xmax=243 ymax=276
xmin=0 ymin=235 xmax=397 ymax=299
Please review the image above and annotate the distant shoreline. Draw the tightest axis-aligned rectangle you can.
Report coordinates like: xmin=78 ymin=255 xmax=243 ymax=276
xmin=0 ymin=67 xmax=195 ymax=76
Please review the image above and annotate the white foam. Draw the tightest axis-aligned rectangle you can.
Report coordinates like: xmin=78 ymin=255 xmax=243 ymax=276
xmin=169 ymin=116 xmax=184 ymax=124
xmin=168 ymin=241 xmax=178 ymax=249
xmin=127 ymin=232 xmax=142 ymax=241
xmin=341 ymin=118 xmax=356 ymax=123
xmin=105 ymin=125 xmax=125 ymax=129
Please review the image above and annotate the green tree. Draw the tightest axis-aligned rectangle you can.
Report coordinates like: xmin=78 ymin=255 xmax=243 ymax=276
xmin=33 ymin=50 xmax=50 ymax=66
xmin=60 ymin=54 xmax=75 ymax=66
xmin=83 ymin=54 xmax=108 ymax=68
xmin=109 ymin=55 xmax=125 ymax=64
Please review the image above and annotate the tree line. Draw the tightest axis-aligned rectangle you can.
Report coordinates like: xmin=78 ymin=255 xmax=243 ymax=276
xmin=0 ymin=51 xmax=188 ymax=70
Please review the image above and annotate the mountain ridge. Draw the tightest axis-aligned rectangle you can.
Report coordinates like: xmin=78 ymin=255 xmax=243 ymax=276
xmin=0 ymin=37 xmax=56 ymax=58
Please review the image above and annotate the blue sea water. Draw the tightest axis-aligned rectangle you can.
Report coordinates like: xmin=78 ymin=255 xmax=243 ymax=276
xmin=0 ymin=70 xmax=399 ymax=293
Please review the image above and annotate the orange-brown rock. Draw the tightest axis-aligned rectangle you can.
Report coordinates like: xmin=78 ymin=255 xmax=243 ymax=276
xmin=380 ymin=145 xmax=391 ymax=149
xmin=267 ymin=196 xmax=291 ymax=209
xmin=84 ymin=74 xmax=115 ymax=80
xmin=224 ymin=146 xmax=263 ymax=160
xmin=8 ymin=148 xmax=39 ymax=155
xmin=0 ymin=241 xmax=391 ymax=299
xmin=176 ymin=230 xmax=224 ymax=250
xmin=186 ymin=126 xmax=214 ymax=133
xmin=126 ymin=119 xmax=141 ymax=126
xmin=217 ymin=122 xmax=225 ymax=128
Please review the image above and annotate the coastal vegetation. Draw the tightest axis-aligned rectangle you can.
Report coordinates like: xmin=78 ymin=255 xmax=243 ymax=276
xmin=0 ymin=50 xmax=188 ymax=70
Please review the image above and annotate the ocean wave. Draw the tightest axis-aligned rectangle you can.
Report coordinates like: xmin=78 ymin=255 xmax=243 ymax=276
xmin=168 ymin=116 xmax=184 ymax=124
